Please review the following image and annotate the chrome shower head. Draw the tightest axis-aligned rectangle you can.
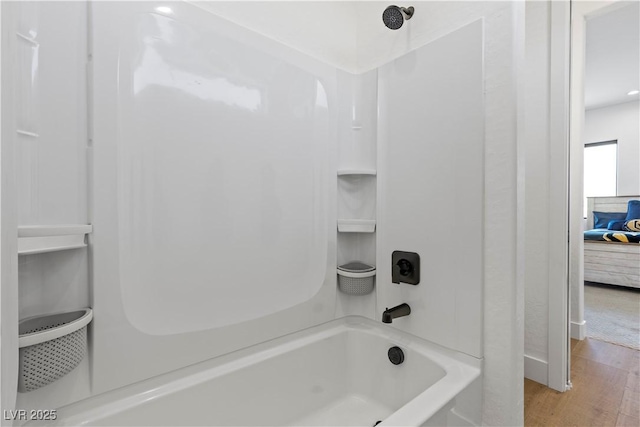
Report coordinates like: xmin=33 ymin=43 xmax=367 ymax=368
xmin=382 ymin=5 xmax=414 ymax=30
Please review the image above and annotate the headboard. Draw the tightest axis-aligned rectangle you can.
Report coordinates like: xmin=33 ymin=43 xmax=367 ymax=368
xmin=587 ymin=196 xmax=640 ymax=229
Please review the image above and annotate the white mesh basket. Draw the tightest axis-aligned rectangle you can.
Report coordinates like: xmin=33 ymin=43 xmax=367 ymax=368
xmin=337 ymin=262 xmax=376 ymax=295
xmin=18 ymin=308 xmax=93 ymax=393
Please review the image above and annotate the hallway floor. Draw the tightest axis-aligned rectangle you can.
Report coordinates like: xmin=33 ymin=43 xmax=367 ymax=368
xmin=525 ymin=338 xmax=640 ymax=426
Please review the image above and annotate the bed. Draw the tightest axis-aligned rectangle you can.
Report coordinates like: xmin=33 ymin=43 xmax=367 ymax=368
xmin=584 ymin=196 xmax=640 ymax=289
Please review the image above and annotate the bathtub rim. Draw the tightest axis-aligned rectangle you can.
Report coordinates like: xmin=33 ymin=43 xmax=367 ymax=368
xmin=31 ymin=315 xmax=481 ymax=427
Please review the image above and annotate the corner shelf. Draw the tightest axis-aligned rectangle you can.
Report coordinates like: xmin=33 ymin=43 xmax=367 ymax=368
xmin=337 ymin=219 xmax=376 ymax=233
xmin=337 ymin=169 xmax=377 ymax=176
xmin=18 ymin=225 xmax=93 ymax=256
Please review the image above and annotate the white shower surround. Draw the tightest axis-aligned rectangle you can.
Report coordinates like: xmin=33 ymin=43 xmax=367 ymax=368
xmin=0 ymin=1 xmax=530 ymax=425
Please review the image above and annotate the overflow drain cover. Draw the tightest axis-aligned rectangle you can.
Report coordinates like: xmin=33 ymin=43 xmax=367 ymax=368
xmin=388 ymin=346 xmax=404 ymax=365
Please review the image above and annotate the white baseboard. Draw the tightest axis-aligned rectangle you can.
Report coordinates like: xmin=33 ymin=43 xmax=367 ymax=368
xmin=571 ymin=320 xmax=586 ymax=340
xmin=524 ymin=355 xmax=548 ymax=386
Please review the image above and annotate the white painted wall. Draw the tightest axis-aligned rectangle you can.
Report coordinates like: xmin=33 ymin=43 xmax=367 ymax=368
xmin=523 ymin=0 xmax=551 ymax=386
xmin=522 ymin=0 xmax=572 ymax=392
xmin=584 ymin=101 xmax=640 ymax=196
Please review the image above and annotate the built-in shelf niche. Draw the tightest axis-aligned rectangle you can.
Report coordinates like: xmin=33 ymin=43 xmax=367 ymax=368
xmin=18 ymin=225 xmax=92 ymax=255
xmin=336 ymin=70 xmax=377 ymax=297
xmin=337 ymin=172 xmax=376 ymax=231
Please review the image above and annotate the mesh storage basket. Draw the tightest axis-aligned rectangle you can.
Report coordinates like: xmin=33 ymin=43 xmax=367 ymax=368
xmin=337 ymin=262 xmax=376 ymax=295
xmin=18 ymin=308 xmax=93 ymax=393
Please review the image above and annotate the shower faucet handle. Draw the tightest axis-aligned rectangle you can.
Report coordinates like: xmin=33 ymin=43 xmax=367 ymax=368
xmin=391 ymin=251 xmax=420 ymax=285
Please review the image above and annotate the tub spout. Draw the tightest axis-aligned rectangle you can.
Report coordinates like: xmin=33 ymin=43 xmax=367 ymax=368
xmin=381 ymin=303 xmax=411 ymax=323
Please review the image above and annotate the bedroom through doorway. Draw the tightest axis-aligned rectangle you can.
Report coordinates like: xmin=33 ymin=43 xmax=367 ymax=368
xmin=577 ymin=2 xmax=639 ymax=351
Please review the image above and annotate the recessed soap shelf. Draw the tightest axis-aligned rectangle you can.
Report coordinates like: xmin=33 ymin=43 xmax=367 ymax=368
xmin=337 ymin=169 xmax=377 ymax=176
xmin=18 ymin=225 xmax=93 ymax=255
xmin=337 ymin=219 xmax=376 ymax=233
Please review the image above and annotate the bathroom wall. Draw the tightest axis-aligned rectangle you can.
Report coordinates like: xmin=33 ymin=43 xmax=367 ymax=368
xmin=90 ymin=1 xmax=338 ymax=394
xmin=584 ymin=101 xmax=640 ymax=196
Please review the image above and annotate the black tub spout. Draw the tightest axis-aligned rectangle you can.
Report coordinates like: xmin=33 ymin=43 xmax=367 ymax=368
xmin=381 ymin=303 xmax=411 ymax=323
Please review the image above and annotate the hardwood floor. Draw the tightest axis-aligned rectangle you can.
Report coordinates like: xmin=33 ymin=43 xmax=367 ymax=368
xmin=525 ymin=338 xmax=640 ymax=426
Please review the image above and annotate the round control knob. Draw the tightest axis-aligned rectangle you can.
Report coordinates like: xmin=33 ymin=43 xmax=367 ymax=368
xmin=397 ymin=259 xmax=413 ymax=276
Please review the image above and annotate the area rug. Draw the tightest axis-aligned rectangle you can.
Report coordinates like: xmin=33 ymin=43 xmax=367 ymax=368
xmin=584 ymin=283 xmax=640 ymax=350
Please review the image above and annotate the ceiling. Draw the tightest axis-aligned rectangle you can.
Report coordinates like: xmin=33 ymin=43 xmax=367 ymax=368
xmin=585 ymin=2 xmax=640 ymax=110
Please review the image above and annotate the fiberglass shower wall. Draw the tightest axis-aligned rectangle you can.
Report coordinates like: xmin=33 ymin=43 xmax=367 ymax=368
xmin=377 ymin=20 xmax=484 ymax=358
xmin=89 ymin=2 xmax=338 ymax=395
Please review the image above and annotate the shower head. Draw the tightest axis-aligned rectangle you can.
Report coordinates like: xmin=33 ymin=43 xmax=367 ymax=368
xmin=382 ymin=5 xmax=414 ymax=30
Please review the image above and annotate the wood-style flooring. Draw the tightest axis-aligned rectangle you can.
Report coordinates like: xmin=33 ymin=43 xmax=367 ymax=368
xmin=525 ymin=338 xmax=640 ymax=426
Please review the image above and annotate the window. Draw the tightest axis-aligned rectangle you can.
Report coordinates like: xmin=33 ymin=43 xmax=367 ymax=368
xmin=584 ymin=140 xmax=617 ymax=217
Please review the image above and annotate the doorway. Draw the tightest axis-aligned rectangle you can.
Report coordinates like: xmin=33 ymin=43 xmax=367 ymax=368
xmin=570 ymin=0 xmax=640 ymax=349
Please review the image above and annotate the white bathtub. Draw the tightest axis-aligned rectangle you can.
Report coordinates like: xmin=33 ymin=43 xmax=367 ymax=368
xmin=34 ymin=317 xmax=481 ymax=426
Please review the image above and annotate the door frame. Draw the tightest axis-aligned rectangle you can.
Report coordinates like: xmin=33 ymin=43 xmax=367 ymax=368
xmin=547 ymin=0 xmax=571 ymax=392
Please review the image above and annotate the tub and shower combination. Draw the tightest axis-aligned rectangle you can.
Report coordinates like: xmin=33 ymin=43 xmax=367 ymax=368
xmin=33 ymin=318 xmax=480 ymax=426
xmin=8 ymin=1 xmax=486 ymax=425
